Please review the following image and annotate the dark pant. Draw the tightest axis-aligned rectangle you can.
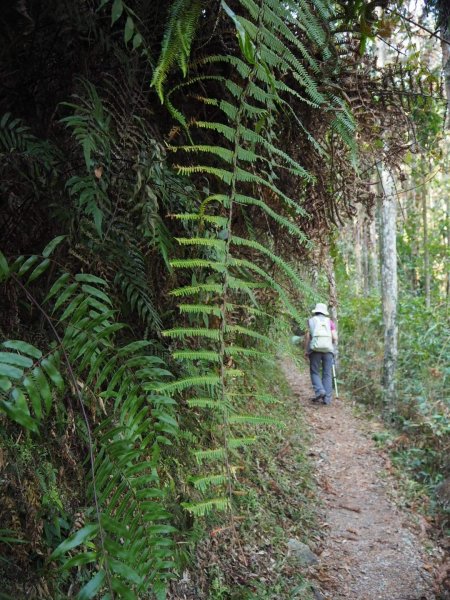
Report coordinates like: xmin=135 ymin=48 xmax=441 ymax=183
xmin=309 ymin=352 xmax=333 ymax=404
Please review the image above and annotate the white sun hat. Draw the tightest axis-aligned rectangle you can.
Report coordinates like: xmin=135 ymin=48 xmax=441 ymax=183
xmin=312 ymin=303 xmax=329 ymax=316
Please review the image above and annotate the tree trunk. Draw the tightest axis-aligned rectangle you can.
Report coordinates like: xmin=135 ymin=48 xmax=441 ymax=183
xmin=368 ymin=217 xmax=379 ymax=292
xmin=375 ymin=38 xmax=399 ymax=406
xmin=421 ymin=183 xmax=431 ymax=309
xmin=410 ymin=183 xmax=420 ymax=293
xmin=378 ymin=164 xmax=398 ymax=405
xmin=354 ymin=209 xmax=363 ymax=294
xmin=441 ymin=14 xmax=450 ymax=129
xmin=441 ymin=11 xmax=450 ymax=297
xmin=447 ymin=189 xmax=450 ymax=301
xmin=325 ymin=252 xmax=339 ymax=368
xmin=362 ymin=216 xmax=370 ymax=296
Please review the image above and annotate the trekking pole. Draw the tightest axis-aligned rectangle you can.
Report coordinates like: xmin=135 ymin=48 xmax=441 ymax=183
xmin=332 ymin=362 xmax=339 ymax=398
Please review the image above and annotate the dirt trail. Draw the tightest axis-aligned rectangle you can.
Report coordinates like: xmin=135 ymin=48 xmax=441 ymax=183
xmin=282 ymin=358 xmax=441 ymax=600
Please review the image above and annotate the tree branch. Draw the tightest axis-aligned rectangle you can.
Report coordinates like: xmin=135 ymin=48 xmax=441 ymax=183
xmin=386 ymin=8 xmax=450 ymax=46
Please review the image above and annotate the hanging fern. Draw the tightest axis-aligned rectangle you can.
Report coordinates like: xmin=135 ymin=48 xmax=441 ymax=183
xmin=60 ymin=79 xmax=183 ymax=334
xmin=153 ymin=0 xmax=356 ymax=518
xmin=0 ymin=243 xmax=177 ymax=599
xmin=151 ymin=0 xmax=203 ymax=102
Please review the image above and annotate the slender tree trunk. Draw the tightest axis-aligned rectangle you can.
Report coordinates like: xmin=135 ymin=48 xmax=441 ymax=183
xmin=447 ymin=189 xmax=450 ymax=300
xmin=368 ymin=217 xmax=379 ymax=292
xmin=421 ymin=183 xmax=431 ymax=308
xmin=310 ymin=245 xmax=320 ymax=288
xmin=441 ymin=13 xmax=450 ymax=298
xmin=410 ymin=184 xmax=420 ymax=293
xmin=362 ymin=216 xmax=370 ymax=296
xmin=378 ymin=165 xmax=398 ymax=405
xmin=325 ymin=252 xmax=339 ymax=368
xmin=441 ymin=14 xmax=450 ymax=129
xmin=376 ymin=39 xmax=399 ymax=406
xmin=354 ymin=207 xmax=363 ymax=293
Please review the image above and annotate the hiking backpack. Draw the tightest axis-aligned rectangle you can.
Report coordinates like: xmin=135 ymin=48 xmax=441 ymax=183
xmin=309 ymin=315 xmax=333 ymax=353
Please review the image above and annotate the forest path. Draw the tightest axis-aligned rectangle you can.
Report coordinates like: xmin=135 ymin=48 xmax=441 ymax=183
xmin=281 ymin=358 xmax=440 ymax=600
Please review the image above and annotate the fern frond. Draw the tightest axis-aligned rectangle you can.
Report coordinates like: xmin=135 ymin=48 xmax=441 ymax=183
xmin=160 ymin=0 xmax=357 ymax=529
xmin=177 ymin=304 xmax=222 ymax=317
xmin=163 ymin=327 xmax=221 ymax=340
xmin=0 ymin=112 xmax=57 ymax=167
xmin=151 ymin=0 xmax=202 ymax=102
xmin=171 ymin=213 xmax=228 ymax=227
xmin=228 ymin=437 xmax=256 ymax=449
xmin=0 ymin=112 xmax=34 ymax=151
xmin=170 ymin=283 xmax=223 ymax=298
xmin=175 ymin=237 xmax=226 ymax=249
xmin=2 ymin=245 xmax=177 ymax=596
xmin=194 ymin=448 xmax=226 ymax=464
xmin=187 ymin=397 xmax=228 ymax=410
xmin=169 ymin=259 xmax=226 ymax=272
xmin=189 ymin=473 xmax=228 ymax=492
xmin=181 ymin=497 xmax=230 ymax=516
xmin=225 ymin=346 xmax=272 ymax=360
xmin=172 ymin=350 xmax=221 ymax=362
xmin=226 ymin=325 xmax=274 ymax=345
xmin=0 ymin=342 xmax=63 ymax=431
xmin=157 ymin=374 xmax=220 ymax=393
xmin=114 ymin=244 xmax=163 ymax=332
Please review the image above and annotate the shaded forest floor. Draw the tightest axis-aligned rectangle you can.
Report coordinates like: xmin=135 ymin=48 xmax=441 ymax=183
xmin=170 ymin=358 xmax=448 ymax=599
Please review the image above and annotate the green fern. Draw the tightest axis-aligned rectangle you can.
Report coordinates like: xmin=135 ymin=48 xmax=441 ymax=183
xmin=181 ymin=497 xmax=230 ymax=516
xmin=151 ymin=0 xmax=202 ymax=102
xmin=0 ymin=113 xmax=36 ymax=153
xmin=61 ymin=80 xmax=177 ymax=332
xmin=0 ymin=244 xmax=177 ymax=599
xmin=150 ymin=0 xmax=356 ymax=521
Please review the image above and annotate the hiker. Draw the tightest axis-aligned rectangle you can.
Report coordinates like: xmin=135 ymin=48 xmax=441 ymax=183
xmin=304 ymin=303 xmax=337 ymax=405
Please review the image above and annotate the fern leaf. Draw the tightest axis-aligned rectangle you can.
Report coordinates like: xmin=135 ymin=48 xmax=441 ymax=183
xmin=151 ymin=0 xmax=202 ymax=102
xmin=156 ymin=375 xmax=220 ymax=393
xmin=225 ymin=325 xmax=274 ymax=345
xmin=194 ymin=447 xmax=226 ymax=464
xmin=171 ymin=213 xmax=228 ymax=227
xmin=177 ymin=304 xmax=222 ymax=317
xmin=170 ymin=283 xmax=223 ymax=298
xmin=163 ymin=327 xmax=221 ymax=340
xmin=228 ymin=437 xmax=256 ymax=449
xmin=175 ymin=237 xmax=226 ymax=249
xmin=169 ymin=259 xmax=226 ymax=272
xmin=187 ymin=397 xmax=228 ymax=410
xmin=189 ymin=473 xmax=228 ymax=492
xmin=0 ymin=342 xmax=62 ymax=430
xmin=181 ymin=497 xmax=230 ymax=516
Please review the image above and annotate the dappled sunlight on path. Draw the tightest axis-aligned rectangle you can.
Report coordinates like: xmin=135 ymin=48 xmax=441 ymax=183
xmin=282 ymin=358 xmax=443 ymax=600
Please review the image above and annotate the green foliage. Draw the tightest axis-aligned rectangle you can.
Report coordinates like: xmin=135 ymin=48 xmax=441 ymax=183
xmin=151 ymin=0 xmax=203 ymax=102
xmin=60 ymin=78 xmax=189 ymax=333
xmin=338 ymin=272 xmax=449 ymax=502
xmin=0 ymin=245 xmax=177 ymax=599
xmin=154 ymin=0 xmax=356 ymax=520
xmin=0 ymin=112 xmax=57 ymax=167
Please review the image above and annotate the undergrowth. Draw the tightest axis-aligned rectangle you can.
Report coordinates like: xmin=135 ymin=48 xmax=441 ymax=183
xmin=338 ymin=290 xmax=449 ymax=535
xmin=169 ymin=353 xmax=318 ymax=600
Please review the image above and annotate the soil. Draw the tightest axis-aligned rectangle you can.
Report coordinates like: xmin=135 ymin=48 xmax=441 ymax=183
xmin=282 ymin=358 xmax=445 ymax=600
